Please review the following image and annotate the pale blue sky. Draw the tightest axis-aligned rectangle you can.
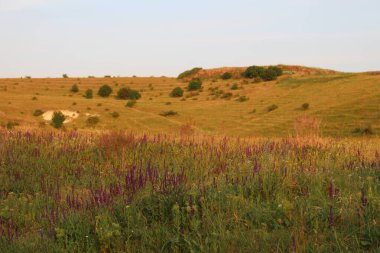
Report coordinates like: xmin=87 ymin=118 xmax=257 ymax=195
xmin=0 ymin=0 xmax=379 ymax=77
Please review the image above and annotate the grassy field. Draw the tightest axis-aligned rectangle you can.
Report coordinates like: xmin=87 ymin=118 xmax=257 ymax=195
xmin=0 ymin=66 xmax=379 ymax=137
xmin=0 ymin=130 xmax=379 ymax=252
xmin=0 ymin=66 xmax=379 ymax=252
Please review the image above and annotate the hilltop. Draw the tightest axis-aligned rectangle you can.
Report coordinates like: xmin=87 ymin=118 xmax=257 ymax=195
xmin=0 ymin=65 xmax=379 ymax=137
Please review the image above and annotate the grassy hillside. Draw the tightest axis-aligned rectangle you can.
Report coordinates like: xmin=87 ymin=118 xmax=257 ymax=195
xmin=0 ymin=67 xmax=379 ymax=137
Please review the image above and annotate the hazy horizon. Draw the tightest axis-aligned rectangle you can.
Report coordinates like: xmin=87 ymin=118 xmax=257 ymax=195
xmin=1 ymin=0 xmax=379 ymax=78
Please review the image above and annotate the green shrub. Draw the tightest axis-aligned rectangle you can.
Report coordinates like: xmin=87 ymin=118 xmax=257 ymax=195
xmin=33 ymin=109 xmax=44 ymax=117
xmin=111 ymin=112 xmax=120 ymax=118
xmin=71 ymin=84 xmax=79 ymax=93
xmin=302 ymin=103 xmax=310 ymax=110
xmin=242 ymin=66 xmax=265 ymax=79
xmin=170 ymin=87 xmax=184 ymax=97
xmin=237 ymin=96 xmax=249 ymax=102
xmin=6 ymin=121 xmax=19 ymax=129
xmin=84 ymin=89 xmax=93 ymax=99
xmin=98 ymin=85 xmax=113 ymax=97
xmin=62 ymin=74 xmax=68 ymax=78
xmin=188 ymin=78 xmax=202 ymax=91
xmin=221 ymin=72 xmax=232 ymax=80
xmin=177 ymin=67 xmax=202 ymax=79
xmin=268 ymin=66 xmax=283 ymax=76
xmin=126 ymin=100 xmax=136 ymax=108
xmin=51 ymin=111 xmax=65 ymax=128
xmin=221 ymin=92 xmax=233 ymax=99
xmin=231 ymin=84 xmax=239 ymax=90
xmin=267 ymin=104 xmax=278 ymax=112
xmin=160 ymin=110 xmax=178 ymax=117
xmin=117 ymin=88 xmax=141 ymax=100
xmin=87 ymin=116 xmax=99 ymax=125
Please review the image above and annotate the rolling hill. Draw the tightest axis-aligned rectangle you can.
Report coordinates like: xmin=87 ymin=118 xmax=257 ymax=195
xmin=0 ymin=65 xmax=379 ymax=137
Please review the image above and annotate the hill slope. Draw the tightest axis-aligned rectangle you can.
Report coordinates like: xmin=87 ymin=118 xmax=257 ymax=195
xmin=0 ymin=67 xmax=379 ymax=137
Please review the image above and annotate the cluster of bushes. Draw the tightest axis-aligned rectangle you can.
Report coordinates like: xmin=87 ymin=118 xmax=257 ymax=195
xmin=117 ymin=88 xmax=141 ymax=100
xmin=242 ymin=66 xmax=283 ymax=81
xmin=51 ymin=111 xmax=65 ymax=129
xmin=177 ymin=67 xmax=202 ymax=79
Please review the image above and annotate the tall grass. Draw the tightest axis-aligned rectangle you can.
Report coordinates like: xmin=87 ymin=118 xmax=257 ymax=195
xmin=0 ymin=130 xmax=379 ymax=252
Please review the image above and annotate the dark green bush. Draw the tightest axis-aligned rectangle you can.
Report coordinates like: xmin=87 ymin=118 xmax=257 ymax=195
xmin=267 ymin=104 xmax=278 ymax=112
xmin=98 ymin=85 xmax=113 ymax=97
xmin=84 ymin=89 xmax=93 ymax=99
xmin=51 ymin=111 xmax=65 ymax=128
xmin=117 ymin=88 xmax=141 ymax=100
xmin=221 ymin=72 xmax=232 ymax=80
xmin=33 ymin=110 xmax=44 ymax=117
xmin=71 ymin=84 xmax=79 ymax=93
xmin=170 ymin=87 xmax=184 ymax=97
xmin=62 ymin=74 xmax=68 ymax=78
xmin=177 ymin=67 xmax=202 ymax=79
xmin=188 ymin=78 xmax=202 ymax=91
xmin=243 ymin=66 xmax=283 ymax=81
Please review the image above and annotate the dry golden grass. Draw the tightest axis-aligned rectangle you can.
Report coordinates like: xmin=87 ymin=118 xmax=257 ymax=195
xmin=0 ymin=69 xmax=379 ymax=137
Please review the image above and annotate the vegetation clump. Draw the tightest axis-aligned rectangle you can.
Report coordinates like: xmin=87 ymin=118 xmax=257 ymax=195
xmin=51 ymin=111 xmax=65 ymax=128
xmin=126 ymin=100 xmax=136 ymax=108
xmin=33 ymin=109 xmax=44 ymax=117
xmin=353 ymin=126 xmax=374 ymax=135
xmin=117 ymin=88 xmax=141 ymax=100
xmin=242 ymin=66 xmax=283 ymax=81
xmin=267 ymin=104 xmax=278 ymax=112
xmin=160 ymin=110 xmax=178 ymax=116
xmin=170 ymin=87 xmax=184 ymax=97
xmin=231 ymin=83 xmax=239 ymax=90
xmin=187 ymin=78 xmax=202 ymax=91
xmin=84 ymin=89 xmax=93 ymax=99
xmin=71 ymin=84 xmax=79 ymax=93
xmin=177 ymin=67 xmax=202 ymax=79
xmin=98 ymin=85 xmax=113 ymax=97
xmin=87 ymin=116 xmax=100 ymax=125
xmin=221 ymin=72 xmax=232 ymax=80
xmin=111 ymin=112 xmax=120 ymax=118
xmin=301 ymin=103 xmax=310 ymax=110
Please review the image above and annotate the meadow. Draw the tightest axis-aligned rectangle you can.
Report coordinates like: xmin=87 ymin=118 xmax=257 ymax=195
xmin=0 ymin=129 xmax=379 ymax=252
xmin=0 ymin=65 xmax=379 ymax=137
xmin=0 ymin=66 xmax=379 ymax=252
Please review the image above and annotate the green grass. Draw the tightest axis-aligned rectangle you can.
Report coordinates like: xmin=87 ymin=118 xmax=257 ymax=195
xmin=0 ymin=130 xmax=379 ymax=252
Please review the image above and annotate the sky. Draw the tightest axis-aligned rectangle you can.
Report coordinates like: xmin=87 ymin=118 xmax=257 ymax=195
xmin=0 ymin=0 xmax=379 ymax=77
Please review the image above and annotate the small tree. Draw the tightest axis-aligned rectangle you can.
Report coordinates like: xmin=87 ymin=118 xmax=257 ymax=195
xmin=62 ymin=74 xmax=69 ymax=78
xmin=188 ymin=78 xmax=202 ymax=91
xmin=71 ymin=84 xmax=79 ymax=93
xmin=51 ymin=111 xmax=65 ymax=128
xmin=221 ymin=72 xmax=232 ymax=80
xmin=98 ymin=85 xmax=113 ymax=97
xmin=84 ymin=89 xmax=93 ymax=99
xmin=170 ymin=87 xmax=184 ymax=97
xmin=117 ymin=88 xmax=141 ymax=100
